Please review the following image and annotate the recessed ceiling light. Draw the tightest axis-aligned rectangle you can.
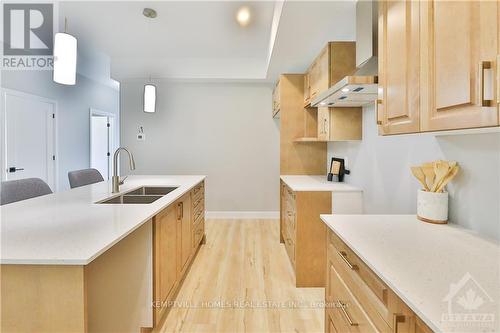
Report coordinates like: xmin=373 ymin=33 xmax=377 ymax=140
xmin=143 ymin=8 xmax=157 ymax=19
xmin=236 ymin=6 xmax=251 ymax=27
xmin=341 ymin=88 xmax=350 ymax=93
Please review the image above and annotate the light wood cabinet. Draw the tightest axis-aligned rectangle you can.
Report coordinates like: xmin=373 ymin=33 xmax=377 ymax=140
xmin=280 ymin=181 xmax=331 ymax=287
xmin=191 ymin=181 xmax=205 ymax=250
xmin=177 ymin=193 xmax=192 ymax=276
xmin=317 ymin=107 xmax=363 ymax=141
xmin=378 ymin=0 xmax=420 ymax=135
xmin=420 ymin=0 xmax=499 ymax=131
xmin=378 ymin=0 xmax=500 ymax=135
xmin=279 ymin=74 xmax=327 ymax=175
xmin=304 ymin=72 xmax=311 ymax=107
xmin=297 ymin=42 xmax=362 ymax=141
xmin=153 ymin=204 xmax=178 ymax=325
xmin=325 ymin=228 xmax=434 ymax=333
xmin=153 ymin=181 xmax=205 ymax=327
xmin=306 ymin=42 xmax=357 ymax=104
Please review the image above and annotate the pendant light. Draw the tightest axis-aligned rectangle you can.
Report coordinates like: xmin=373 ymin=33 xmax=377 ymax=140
xmin=143 ymin=8 xmax=157 ymax=113
xmin=143 ymin=78 xmax=156 ymax=113
xmin=53 ymin=18 xmax=77 ymax=85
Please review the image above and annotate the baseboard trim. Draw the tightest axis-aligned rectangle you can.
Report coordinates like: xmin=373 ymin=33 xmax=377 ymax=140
xmin=205 ymin=211 xmax=280 ymax=219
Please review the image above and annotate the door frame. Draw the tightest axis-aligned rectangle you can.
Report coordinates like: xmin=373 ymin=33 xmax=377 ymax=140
xmin=0 ymin=88 xmax=59 ymax=190
xmin=89 ymin=108 xmax=116 ymax=180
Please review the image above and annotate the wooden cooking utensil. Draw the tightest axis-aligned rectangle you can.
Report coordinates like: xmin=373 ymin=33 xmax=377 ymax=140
xmin=411 ymin=166 xmax=429 ymax=191
xmin=421 ymin=164 xmax=435 ymax=191
xmin=436 ymin=165 xmax=459 ymax=193
xmin=431 ymin=161 xmax=450 ymax=192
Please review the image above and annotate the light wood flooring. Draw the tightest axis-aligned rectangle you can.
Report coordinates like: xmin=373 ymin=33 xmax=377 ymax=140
xmin=158 ymin=219 xmax=324 ymax=333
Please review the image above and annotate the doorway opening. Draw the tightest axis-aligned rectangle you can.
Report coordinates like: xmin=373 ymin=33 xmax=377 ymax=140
xmin=90 ymin=108 xmax=116 ymax=180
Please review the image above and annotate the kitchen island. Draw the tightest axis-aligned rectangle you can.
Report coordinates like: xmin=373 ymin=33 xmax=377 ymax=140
xmin=1 ymin=175 xmax=206 ymax=332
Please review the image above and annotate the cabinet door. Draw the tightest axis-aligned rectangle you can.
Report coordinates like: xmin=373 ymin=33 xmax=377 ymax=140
xmin=378 ymin=0 xmax=420 ymax=135
xmin=153 ymin=205 xmax=177 ymax=324
xmin=304 ymin=72 xmax=311 ymax=106
xmin=420 ymin=0 xmax=499 ymax=131
xmin=316 ymin=45 xmax=330 ymax=95
xmin=180 ymin=194 xmax=192 ymax=273
xmin=310 ymin=61 xmax=319 ymax=101
xmin=317 ymin=107 xmax=330 ymax=141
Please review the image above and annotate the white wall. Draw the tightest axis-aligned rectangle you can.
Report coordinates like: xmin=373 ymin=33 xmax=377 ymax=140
xmin=328 ymin=104 xmax=500 ymax=241
xmin=120 ymin=81 xmax=279 ymax=214
xmin=1 ymin=70 xmax=120 ymax=191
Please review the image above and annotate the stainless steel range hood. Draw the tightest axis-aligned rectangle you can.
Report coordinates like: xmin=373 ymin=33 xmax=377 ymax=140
xmin=311 ymin=0 xmax=378 ymax=108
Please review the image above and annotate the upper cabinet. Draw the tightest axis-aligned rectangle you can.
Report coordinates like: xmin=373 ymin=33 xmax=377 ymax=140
xmin=305 ymin=42 xmax=357 ymax=107
xmin=378 ymin=0 xmax=500 ymax=135
xmin=378 ymin=0 xmax=420 ymax=135
xmin=420 ymin=0 xmax=499 ymax=131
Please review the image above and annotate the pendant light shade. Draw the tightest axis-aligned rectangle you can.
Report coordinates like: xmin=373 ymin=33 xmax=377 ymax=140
xmin=143 ymin=84 xmax=156 ymax=113
xmin=53 ymin=32 xmax=77 ymax=85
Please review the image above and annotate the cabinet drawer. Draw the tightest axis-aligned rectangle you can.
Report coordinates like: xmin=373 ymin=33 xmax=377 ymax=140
xmin=193 ymin=218 xmax=204 ymax=248
xmin=193 ymin=201 xmax=204 ymax=222
xmin=284 ymin=206 xmax=296 ymax=234
xmin=284 ymin=229 xmax=295 ymax=267
xmin=192 ymin=182 xmax=204 ymax=199
xmin=328 ymin=230 xmax=393 ymax=331
xmin=285 ymin=187 xmax=296 ymax=207
xmin=326 ymin=262 xmax=380 ymax=333
xmin=192 ymin=193 xmax=204 ymax=210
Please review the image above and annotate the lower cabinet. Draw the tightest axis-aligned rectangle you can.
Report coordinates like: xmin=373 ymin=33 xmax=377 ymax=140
xmin=153 ymin=181 xmax=205 ymax=327
xmin=325 ymin=228 xmax=433 ymax=333
xmin=178 ymin=193 xmax=192 ymax=276
xmin=280 ymin=181 xmax=332 ymax=287
xmin=153 ymin=204 xmax=178 ymax=325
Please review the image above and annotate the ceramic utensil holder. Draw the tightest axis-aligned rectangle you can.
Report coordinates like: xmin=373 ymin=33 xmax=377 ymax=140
xmin=417 ymin=189 xmax=448 ymax=224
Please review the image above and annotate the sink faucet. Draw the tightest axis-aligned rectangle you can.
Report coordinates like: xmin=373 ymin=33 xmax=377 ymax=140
xmin=112 ymin=147 xmax=136 ymax=193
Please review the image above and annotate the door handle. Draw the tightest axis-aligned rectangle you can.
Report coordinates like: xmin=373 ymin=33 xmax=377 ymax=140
xmin=497 ymin=55 xmax=500 ymax=105
xmin=8 ymin=167 xmax=24 ymax=173
xmin=479 ymin=61 xmax=493 ymax=107
xmin=338 ymin=251 xmax=358 ymax=270
xmin=338 ymin=301 xmax=358 ymax=326
xmin=376 ymin=99 xmax=383 ymax=125
xmin=393 ymin=314 xmax=406 ymax=333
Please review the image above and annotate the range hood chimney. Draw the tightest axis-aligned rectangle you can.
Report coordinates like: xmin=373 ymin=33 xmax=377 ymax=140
xmin=311 ymin=0 xmax=378 ymax=108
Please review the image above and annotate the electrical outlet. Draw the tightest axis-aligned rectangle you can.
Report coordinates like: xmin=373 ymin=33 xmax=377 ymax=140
xmin=137 ymin=133 xmax=145 ymax=141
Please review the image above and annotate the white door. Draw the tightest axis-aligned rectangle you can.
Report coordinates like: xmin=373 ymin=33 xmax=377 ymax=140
xmin=1 ymin=89 xmax=56 ymax=190
xmin=90 ymin=109 xmax=115 ymax=180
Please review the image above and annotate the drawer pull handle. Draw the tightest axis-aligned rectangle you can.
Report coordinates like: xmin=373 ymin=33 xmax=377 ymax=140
xmin=338 ymin=251 xmax=358 ymax=270
xmin=393 ymin=314 xmax=405 ymax=333
xmin=338 ymin=301 xmax=358 ymax=326
xmin=479 ymin=61 xmax=493 ymax=107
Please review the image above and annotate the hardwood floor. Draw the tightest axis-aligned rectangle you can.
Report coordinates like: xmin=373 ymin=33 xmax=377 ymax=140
xmin=158 ymin=219 xmax=324 ymax=333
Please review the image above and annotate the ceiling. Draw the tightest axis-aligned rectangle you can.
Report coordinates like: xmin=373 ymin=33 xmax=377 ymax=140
xmin=59 ymin=1 xmax=356 ymax=82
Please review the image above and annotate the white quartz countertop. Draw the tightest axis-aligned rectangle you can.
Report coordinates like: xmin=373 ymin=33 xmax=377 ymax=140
xmin=320 ymin=214 xmax=500 ymax=333
xmin=0 ymin=175 xmax=205 ymax=265
xmin=280 ymin=175 xmax=362 ymax=192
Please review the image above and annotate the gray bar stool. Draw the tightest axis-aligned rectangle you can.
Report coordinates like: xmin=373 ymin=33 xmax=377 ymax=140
xmin=68 ymin=168 xmax=104 ymax=189
xmin=0 ymin=178 xmax=53 ymax=205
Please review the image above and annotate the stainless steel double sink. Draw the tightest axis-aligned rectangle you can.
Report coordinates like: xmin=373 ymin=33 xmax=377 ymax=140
xmin=98 ymin=186 xmax=178 ymax=204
